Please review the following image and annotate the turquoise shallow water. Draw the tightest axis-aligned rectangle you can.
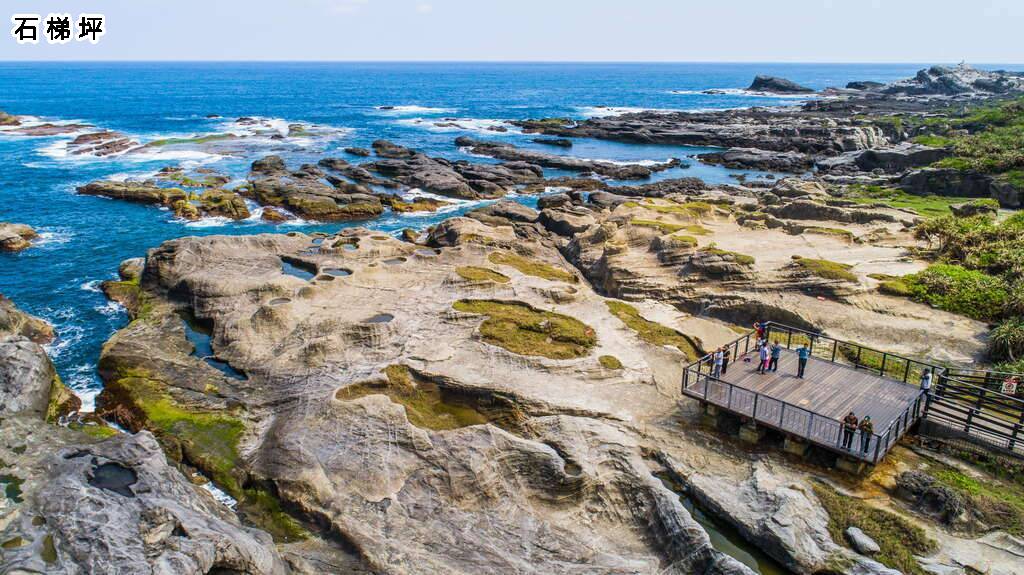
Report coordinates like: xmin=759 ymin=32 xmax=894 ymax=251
xmin=0 ymin=62 xmax=935 ymax=408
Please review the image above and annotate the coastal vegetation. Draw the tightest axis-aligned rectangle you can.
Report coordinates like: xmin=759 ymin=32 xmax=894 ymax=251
xmin=336 ymin=365 xmax=494 ymax=431
xmin=813 ymin=482 xmax=936 ymax=575
xmin=453 ymin=299 xmax=596 ymax=359
xmin=488 ymin=251 xmax=577 ymax=283
xmin=456 ymin=266 xmax=510 ymax=283
xmin=605 ymin=301 xmax=700 ymax=360
xmin=842 ymin=184 xmax=977 ymax=219
xmin=914 ymin=96 xmax=1024 ymax=184
xmin=791 ymin=256 xmax=858 ymax=282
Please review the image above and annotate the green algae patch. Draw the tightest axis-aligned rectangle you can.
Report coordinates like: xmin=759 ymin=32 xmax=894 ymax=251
xmin=101 ymin=369 xmax=244 ymax=495
xmin=72 ymin=422 xmax=119 ymax=439
xmin=41 ymin=534 xmax=57 ymax=563
xmin=456 ymin=266 xmax=510 ymax=284
xmin=627 ymin=200 xmax=717 ymax=217
xmin=46 ymin=374 xmax=81 ymax=423
xmin=605 ymin=301 xmax=700 ymax=360
xmin=2 ymin=536 xmax=25 ymax=549
xmin=101 ymin=276 xmax=155 ymax=322
xmin=599 ymin=355 xmax=623 ymax=370
xmin=239 ymin=487 xmax=309 ymax=543
xmin=336 ymin=365 xmax=498 ymax=431
xmin=454 ymin=300 xmax=596 ymax=359
xmin=1 ymin=474 xmax=24 ymax=503
xmin=813 ymin=482 xmax=936 ymax=575
xmin=870 ymin=274 xmax=913 ymax=297
xmin=488 ymin=252 xmax=577 ymax=283
xmin=146 ymin=133 xmax=236 ymax=147
xmin=792 ymin=257 xmax=858 ymax=282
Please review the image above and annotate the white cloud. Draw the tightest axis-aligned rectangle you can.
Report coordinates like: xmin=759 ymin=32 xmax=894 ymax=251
xmin=312 ymin=0 xmax=370 ymax=14
xmin=415 ymin=3 xmax=434 ymax=14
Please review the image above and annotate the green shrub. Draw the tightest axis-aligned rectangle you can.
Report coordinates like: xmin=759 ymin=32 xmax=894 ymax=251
xmin=904 ymin=264 xmax=1009 ymax=321
xmin=792 ymin=257 xmax=858 ymax=282
xmin=989 ymin=317 xmax=1024 ymax=364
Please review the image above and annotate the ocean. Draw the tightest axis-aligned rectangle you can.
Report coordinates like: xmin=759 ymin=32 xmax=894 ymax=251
xmin=0 ymin=62 xmax=947 ymax=407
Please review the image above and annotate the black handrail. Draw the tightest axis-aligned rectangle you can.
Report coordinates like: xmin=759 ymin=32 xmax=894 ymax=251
xmin=681 ymin=356 xmax=924 ymax=464
xmin=685 ymin=322 xmax=1024 ymax=460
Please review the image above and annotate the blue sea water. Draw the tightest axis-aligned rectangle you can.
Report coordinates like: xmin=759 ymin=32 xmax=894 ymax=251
xmin=0 ymin=62 xmax=951 ymax=406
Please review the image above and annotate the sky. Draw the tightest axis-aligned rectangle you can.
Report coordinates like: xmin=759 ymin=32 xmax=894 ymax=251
xmin=2 ymin=0 xmax=1023 ymax=63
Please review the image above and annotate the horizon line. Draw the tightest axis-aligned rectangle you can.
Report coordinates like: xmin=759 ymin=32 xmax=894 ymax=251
xmin=0 ymin=59 xmax=1022 ymax=66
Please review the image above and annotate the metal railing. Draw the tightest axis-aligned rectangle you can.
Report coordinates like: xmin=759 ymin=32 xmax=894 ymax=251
xmin=925 ymin=370 xmax=1024 ymax=456
xmin=761 ymin=323 xmax=939 ymax=385
xmin=680 ymin=322 xmax=928 ymax=464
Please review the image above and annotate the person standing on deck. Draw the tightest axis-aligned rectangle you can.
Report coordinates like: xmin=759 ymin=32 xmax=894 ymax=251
xmin=858 ymin=416 xmax=874 ymax=454
xmin=758 ymin=343 xmax=770 ymax=374
xmin=711 ymin=348 xmax=724 ymax=378
xmin=842 ymin=412 xmax=859 ymax=450
xmin=769 ymin=341 xmax=782 ymax=372
xmin=920 ymin=370 xmax=934 ymax=405
xmin=722 ymin=346 xmax=731 ymax=375
xmin=797 ymin=343 xmax=810 ymax=378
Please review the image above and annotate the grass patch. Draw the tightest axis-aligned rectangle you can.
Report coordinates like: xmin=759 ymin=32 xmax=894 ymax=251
xmin=792 ymin=257 xmax=858 ymax=282
xmin=668 ymin=233 xmax=699 ymax=248
xmin=911 ymin=134 xmax=955 ymax=148
xmin=599 ymin=355 xmax=623 ymax=369
xmin=813 ymin=482 xmax=936 ymax=575
xmin=488 ymin=252 xmax=577 ymax=283
xmin=454 ymin=300 xmax=596 ymax=359
xmin=630 ymin=219 xmax=687 ymax=233
xmin=932 ymin=467 xmax=1024 ymax=537
xmin=844 ymin=184 xmax=975 ymax=219
xmin=700 ymin=246 xmax=755 ymax=266
xmin=626 ymin=200 xmax=717 ymax=217
xmin=336 ymin=365 xmax=498 ymax=431
xmin=804 ymin=226 xmax=855 ymax=241
xmin=605 ymin=300 xmax=700 ymax=360
xmin=456 ymin=266 xmax=510 ymax=284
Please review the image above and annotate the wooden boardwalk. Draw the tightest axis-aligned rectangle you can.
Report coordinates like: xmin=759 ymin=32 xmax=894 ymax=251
xmin=726 ymin=349 xmax=923 ymax=429
xmin=683 ymin=344 xmax=927 ymax=463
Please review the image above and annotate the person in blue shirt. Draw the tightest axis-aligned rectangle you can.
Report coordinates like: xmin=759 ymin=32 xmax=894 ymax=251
xmin=769 ymin=341 xmax=782 ymax=372
xmin=796 ymin=343 xmax=811 ymax=378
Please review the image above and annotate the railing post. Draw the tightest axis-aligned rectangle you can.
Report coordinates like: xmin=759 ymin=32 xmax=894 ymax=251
xmin=806 ymin=413 xmax=814 ymax=438
xmin=752 ymin=393 xmax=759 ymax=420
xmin=831 ymin=340 xmax=838 ymax=363
xmin=727 ymin=384 xmax=733 ymax=409
xmin=787 ymin=330 xmax=793 ymax=349
xmin=873 ymin=434 xmax=881 ymax=462
xmin=779 ymin=403 xmax=786 ymax=427
xmin=903 ymin=360 xmax=911 ymax=383
xmin=880 ymin=353 xmax=888 ymax=376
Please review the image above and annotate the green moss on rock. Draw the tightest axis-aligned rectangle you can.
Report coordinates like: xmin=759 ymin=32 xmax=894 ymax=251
xmin=488 ymin=252 xmax=577 ymax=283
xmin=605 ymin=301 xmax=700 ymax=360
xmin=454 ymin=300 xmax=596 ymax=359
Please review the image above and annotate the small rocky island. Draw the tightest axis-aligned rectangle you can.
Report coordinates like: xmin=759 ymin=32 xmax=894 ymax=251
xmin=2 ymin=64 xmax=1023 ymax=575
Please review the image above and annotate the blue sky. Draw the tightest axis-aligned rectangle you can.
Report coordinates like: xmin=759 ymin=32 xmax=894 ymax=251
xmin=3 ymin=0 xmax=1023 ymax=63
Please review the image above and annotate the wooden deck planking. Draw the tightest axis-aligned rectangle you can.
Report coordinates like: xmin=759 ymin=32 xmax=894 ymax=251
xmin=725 ymin=349 xmax=923 ymax=431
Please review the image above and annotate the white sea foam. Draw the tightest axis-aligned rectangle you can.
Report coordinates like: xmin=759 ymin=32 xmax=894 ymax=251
xmin=44 ymin=323 xmax=84 ymax=360
xmin=80 ymin=279 xmax=103 ymax=293
xmin=65 ymin=363 xmax=100 ymax=413
xmin=34 ymin=230 xmax=73 ymax=247
xmin=397 ymin=117 xmax=519 ymax=134
xmin=577 ymin=106 xmax=682 ymax=117
xmin=181 ymin=216 xmax=233 ymax=228
xmin=94 ymin=300 xmax=126 ymax=317
xmin=375 ymin=105 xmax=457 ymax=115
xmin=201 ymin=479 xmax=239 ymax=509
xmin=397 ymin=188 xmax=473 ymax=215
xmin=668 ymin=88 xmax=822 ymax=99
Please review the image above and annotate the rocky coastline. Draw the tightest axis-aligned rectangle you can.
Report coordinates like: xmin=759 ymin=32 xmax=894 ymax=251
xmin=2 ymin=64 xmax=1024 ymax=575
